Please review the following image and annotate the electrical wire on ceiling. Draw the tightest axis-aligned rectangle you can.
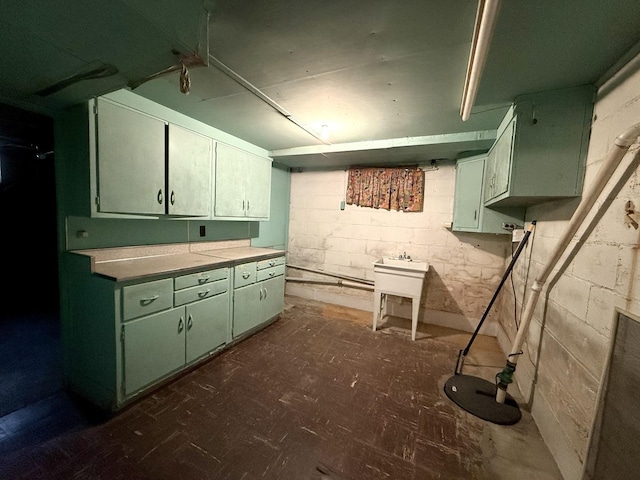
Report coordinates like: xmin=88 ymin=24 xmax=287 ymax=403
xmin=206 ymin=54 xmax=330 ymax=145
xmin=201 ymin=9 xmax=329 ymax=146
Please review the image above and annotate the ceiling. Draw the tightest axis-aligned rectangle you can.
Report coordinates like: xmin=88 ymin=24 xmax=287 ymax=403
xmin=1 ymin=0 xmax=639 ymax=168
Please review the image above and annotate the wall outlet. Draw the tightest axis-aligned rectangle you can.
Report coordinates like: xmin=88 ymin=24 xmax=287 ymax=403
xmin=512 ymin=229 xmax=525 ymax=243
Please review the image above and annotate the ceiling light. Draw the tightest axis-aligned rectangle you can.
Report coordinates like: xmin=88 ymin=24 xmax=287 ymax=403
xmin=320 ymin=124 xmax=330 ymax=140
xmin=460 ymin=0 xmax=502 ymax=121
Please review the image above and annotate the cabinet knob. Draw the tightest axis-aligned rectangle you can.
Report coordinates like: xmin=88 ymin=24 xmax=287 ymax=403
xmin=157 ymin=189 xmax=164 ymax=205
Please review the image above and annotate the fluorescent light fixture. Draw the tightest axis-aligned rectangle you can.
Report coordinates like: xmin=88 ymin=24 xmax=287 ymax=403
xmin=460 ymin=0 xmax=502 ymax=121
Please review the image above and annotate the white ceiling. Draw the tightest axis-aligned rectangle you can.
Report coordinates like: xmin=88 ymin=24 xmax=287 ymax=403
xmin=1 ymin=0 xmax=639 ymax=168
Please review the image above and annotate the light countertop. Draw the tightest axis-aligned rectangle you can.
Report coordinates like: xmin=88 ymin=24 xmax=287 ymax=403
xmin=71 ymin=244 xmax=285 ymax=282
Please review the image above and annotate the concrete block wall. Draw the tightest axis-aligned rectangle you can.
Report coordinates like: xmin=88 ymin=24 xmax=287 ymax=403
xmin=497 ymin=53 xmax=640 ymax=480
xmin=287 ymin=162 xmax=512 ymax=335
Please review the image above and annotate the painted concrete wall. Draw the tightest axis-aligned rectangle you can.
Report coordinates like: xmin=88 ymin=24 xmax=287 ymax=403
xmin=251 ymin=163 xmax=291 ymax=250
xmin=286 ymin=162 xmax=512 ymax=335
xmin=497 ymin=53 xmax=640 ymax=480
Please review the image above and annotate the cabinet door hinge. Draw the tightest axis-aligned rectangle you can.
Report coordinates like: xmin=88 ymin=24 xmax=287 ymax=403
xmin=120 ymin=325 xmax=125 ymax=342
xmin=93 ymin=101 xmax=98 ymax=115
xmin=95 ymin=196 xmax=100 ymax=206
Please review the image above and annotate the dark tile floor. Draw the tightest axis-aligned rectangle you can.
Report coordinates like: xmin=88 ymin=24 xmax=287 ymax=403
xmin=0 ymin=296 xmax=562 ymax=480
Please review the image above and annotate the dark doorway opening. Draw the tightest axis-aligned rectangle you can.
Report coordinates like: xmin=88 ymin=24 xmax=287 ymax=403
xmin=0 ymin=102 xmax=61 ymax=418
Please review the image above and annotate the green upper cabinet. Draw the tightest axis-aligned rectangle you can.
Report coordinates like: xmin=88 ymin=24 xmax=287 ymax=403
xmin=483 ymin=85 xmax=594 ymax=207
xmin=214 ymin=142 xmax=272 ymax=220
xmin=167 ymin=124 xmax=212 ymax=217
xmin=93 ymin=98 xmax=212 ymax=217
xmin=453 ymin=154 xmax=524 ymax=235
xmin=96 ymin=98 xmax=166 ymax=216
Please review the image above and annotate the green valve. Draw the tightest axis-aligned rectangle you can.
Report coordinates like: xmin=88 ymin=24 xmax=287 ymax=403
xmin=497 ymin=361 xmax=516 ymax=386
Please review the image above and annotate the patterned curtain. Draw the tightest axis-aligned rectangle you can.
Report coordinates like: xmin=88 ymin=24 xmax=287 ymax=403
xmin=345 ymin=167 xmax=424 ymax=211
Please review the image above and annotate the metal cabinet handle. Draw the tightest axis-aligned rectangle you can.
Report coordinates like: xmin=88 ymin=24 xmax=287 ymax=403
xmin=259 ymin=288 xmax=263 ymax=300
xmin=264 ymin=287 xmax=268 ymax=299
xmin=474 ymin=209 xmax=477 ymax=220
xmin=197 ymin=289 xmax=210 ymax=298
xmin=197 ymin=275 xmax=210 ymax=284
xmin=178 ymin=317 xmax=184 ymax=332
xmin=170 ymin=190 xmax=175 ymax=205
xmin=269 ymin=271 xmax=275 ymax=277
xmin=242 ymin=272 xmax=250 ymax=279
xmin=187 ymin=315 xmax=193 ymax=330
xmin=140 ymin=295 xmax=159 ymax=306
xmin=247 ymin=200 xmax=250 ymax=211
xmin=269 ymin=261 xmax=275 ymax=267
xmin=157 ymin=189 xmax=163 ymax=204
xmin=242 ymin=200 xmax=245 ymax=211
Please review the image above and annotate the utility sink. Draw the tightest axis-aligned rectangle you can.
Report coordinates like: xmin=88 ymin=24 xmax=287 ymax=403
xmin=372 ymin=257 xmax=429 ymax=340
xmin=374 ymin=257 xmax=429 ymax=272
xmin=373 ymin=257 xmax=428 ymax=296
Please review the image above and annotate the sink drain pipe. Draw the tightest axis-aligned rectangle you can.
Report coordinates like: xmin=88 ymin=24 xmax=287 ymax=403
xmin=496 ymin=122 xmax=640 ymax=404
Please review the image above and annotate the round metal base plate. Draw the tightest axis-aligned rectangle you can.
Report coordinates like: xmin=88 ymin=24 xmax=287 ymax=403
xmin=444 ymin=374 xmax=521 ymax=425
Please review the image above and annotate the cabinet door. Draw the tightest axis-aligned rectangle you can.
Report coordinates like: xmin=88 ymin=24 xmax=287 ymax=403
xmin=214 ymin=143 xmax=247 ymax=217
xmin=168 ymin=125 xmax=212 ymax=216
xmin=261 ymin=276 xmax=285 ymax=321
xmin=233 ymin=283 xmax=262 ymax=338
xmin=485 ymin=118 xmax=515 ymax=202
xmin=96 ymin=99 xmax=166 ymax=215
xmin=123 ymin=308 xmax=185 ymax=395
xmin=453 ymin=156 xmax=484 ymax=230
xmin=244 ymin=153 xmax=272 ymax=219
xmin=185 ymin=293 xmax=229 ymax=364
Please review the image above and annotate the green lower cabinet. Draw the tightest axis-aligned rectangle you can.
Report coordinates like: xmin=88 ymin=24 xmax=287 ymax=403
xmin=185 ymin=292 xmax=229 ymax=364
xmin=123 ymin=292 xmax=230 ymax=397
xmin=233 ymin=274 xmax=285 ymax=339
xmin=233 ymin=283 xmax=263 ymax=338
xmin=123 ymin=307 xmax=186 ymax=396
xmin=262 ymin=276 xmax=285 ymax=321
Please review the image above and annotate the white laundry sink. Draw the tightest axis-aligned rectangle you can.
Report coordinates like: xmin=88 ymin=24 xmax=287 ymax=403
xmin=373 ymin=257 xmax=429 ymax=296
xmin=372 ymin=257 xmax=429 ymax=340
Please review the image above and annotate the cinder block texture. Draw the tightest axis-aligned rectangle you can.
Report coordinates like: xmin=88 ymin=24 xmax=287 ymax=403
xmin=498 ymin=53 xmax=640 ymax=479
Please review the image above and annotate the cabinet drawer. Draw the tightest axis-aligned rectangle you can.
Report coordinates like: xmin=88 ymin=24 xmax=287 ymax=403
xmin=174 ymin=279 xmax=228 ymax=307
xmin=234 ymin=262 xmax=257 ymax=288
xmin=257 ymin=264 xmax=285 ymax=282
xmin=122 ymin=278 xmax=174 ymax=321
xmin=174 ymin=267 xmax=229 ymax=291
xmin=256 ymin=256 xmax=285 ymax=270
